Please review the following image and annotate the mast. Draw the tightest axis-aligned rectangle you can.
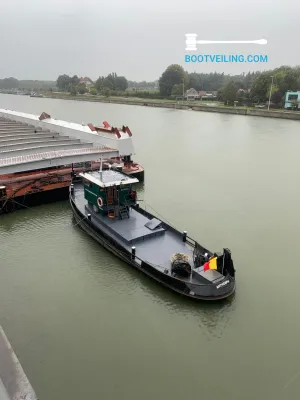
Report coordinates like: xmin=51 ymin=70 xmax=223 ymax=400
xmin=99 ymin=157 xmax=103 ymax=180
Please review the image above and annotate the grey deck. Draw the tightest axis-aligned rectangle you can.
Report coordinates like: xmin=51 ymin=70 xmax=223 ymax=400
xmin=73 ymin=185 xmax=195 ymax=271
xmin=73 ymin=183 xmax=224 ymax=284
xmin=73 ymin=183 xmax=225 ymax=284
xmin=194 ymin=266 xmax=223 ymax=282
xmin=85 ymin=203 xmax=166 ymax=245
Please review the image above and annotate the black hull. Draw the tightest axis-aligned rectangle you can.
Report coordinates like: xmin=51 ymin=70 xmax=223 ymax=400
xmin=70 ymin=195 xmax=235 ymax=301
xmin=131 ymin=170 xmax=144 ymax=183
xmin=0 ymin=187 xmax=69 ymax=214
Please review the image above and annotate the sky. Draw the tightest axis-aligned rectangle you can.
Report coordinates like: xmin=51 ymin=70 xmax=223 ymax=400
xmin=0 ymin=0 xmax=299 ymax=82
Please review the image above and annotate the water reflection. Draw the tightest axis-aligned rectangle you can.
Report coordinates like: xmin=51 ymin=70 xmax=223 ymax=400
xmin=137 ymin=272 xmax=236 ymax=337
xmin=78 ymin=220 xmax=236 ymax=339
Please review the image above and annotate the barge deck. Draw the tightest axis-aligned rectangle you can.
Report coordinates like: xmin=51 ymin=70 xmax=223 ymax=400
xmin=0 ymin=110 xmax=144 ymax=213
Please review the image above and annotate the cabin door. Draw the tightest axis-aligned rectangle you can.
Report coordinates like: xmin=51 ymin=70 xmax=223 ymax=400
xmin=106 ymin=187 xmax=114 ymax=205
xmin=106 ymin=185 xmax=118 ymax=206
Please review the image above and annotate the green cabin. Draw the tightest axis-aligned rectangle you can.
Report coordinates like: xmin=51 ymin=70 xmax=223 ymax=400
xmin=80 ymin=170 xmax=139 ymax=220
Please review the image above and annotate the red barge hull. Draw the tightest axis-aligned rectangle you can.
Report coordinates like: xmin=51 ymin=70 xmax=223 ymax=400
xmin=0 ymin=159 xmax=144 ymax=213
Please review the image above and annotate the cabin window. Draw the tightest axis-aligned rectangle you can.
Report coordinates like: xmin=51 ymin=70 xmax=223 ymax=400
xmin=288 ymin=94 xmax=298 ymax=101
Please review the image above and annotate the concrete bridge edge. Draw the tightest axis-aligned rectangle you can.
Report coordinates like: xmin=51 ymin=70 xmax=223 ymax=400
xmin=0 ymin=325 xmax=37 ymax=400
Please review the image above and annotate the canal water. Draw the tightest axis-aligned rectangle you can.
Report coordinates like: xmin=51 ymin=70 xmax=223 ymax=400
xmin=0 ymin=94 xmax=300 ymax=400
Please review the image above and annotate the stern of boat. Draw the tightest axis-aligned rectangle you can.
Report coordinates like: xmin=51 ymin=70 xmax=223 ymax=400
xmin=189 ymin=247 xmax=236 ymax=300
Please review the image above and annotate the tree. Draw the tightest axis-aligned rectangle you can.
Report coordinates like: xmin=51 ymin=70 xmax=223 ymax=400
xmin=159 ymin=64 xmax=186 ymax=97
xmin=217 ymin=88 xmax=224 ymax=101
xmin=69 ymin=85 xmax=77 ymax=96
xmin=115 ymin=76 xmax=128 ymax=91
xmin=94 ymin=73 xmax=128 ymax=91
xmin=171 ymin=83 xmax=184 ymax=96
xmin=71 ymin=75 xmax=80 ymax=86
xmin=56 ymin=74 xmax=72 ymax=91
xmin=187 ymin=73 xmax=202 ymax=91
xmin=78 ymin=84 xmax=87 ymax=94
xmin=222 ymin=80 xmax=238 ymax=105
xmin=95 ymin=76 xmax=104 ymax=92
xmin=0 ymin=77 xmax=19 ymax=89
xmin=90 ymin=88 xmax=97 ymax=95
xmin=250 ymin=72 xmax=272 ymax=103
xmin=95 ymin=75 xmax=115 ymax=92
xmin=271 ymin=91 xmax=283 ymax=105
xmin=280 ymin=69 xmax=299 ymax=93
xmin=265 ymin=84 xmax=279 ymax=101
xmin=291 ymin=100 xmax=299 ymax=110
xmin=106 ymin=73 xmax=117 ymax=89
xmin=103 ymin=78 xmax=113 ymax=89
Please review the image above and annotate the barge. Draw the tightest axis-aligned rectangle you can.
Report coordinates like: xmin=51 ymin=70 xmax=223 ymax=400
xmin=69 ymin=168 xmax=236 ymax=301
xmin=0 ymin=109 xmax=144 ymax=213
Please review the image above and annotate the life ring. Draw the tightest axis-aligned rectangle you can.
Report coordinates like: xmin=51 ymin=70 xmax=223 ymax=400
xmin=97 ymin=197 xmax=103 ymax=207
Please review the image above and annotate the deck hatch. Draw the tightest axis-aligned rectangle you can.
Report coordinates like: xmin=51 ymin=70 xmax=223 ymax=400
xmin=145 ymin=218 xmax=163 ymax=230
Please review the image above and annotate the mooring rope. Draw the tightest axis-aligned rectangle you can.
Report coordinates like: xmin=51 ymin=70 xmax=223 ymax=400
xmin=8 ymin=198 xmax=87 ymax=230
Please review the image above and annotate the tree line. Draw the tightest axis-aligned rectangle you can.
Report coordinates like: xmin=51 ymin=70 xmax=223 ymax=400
xmin=56 ymin=73 xmax=129 ymax=96
xmin=158 ymin=64 xmax=300 ymax=107
xmin=2 ymin=65 xmax=300 ymax=107
xmin=0 ymin=77 xmax=55 ymax=90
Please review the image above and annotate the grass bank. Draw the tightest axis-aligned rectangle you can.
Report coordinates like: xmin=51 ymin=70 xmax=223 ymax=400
xmin=42 ymin=92 xmax=300 ymax=121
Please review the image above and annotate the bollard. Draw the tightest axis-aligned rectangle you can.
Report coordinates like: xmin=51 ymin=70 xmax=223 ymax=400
xmin=87 ymin=214 xmax=91 ymax=221
xmin=136 ymin=202 xmax=140 ymax=210
xmin=131 ymin=246 xmax=136 ymax=260
xmin=183 ymin=231 xmax=187 ymax=242
xmin=70 ymin=184 xmax=74 ymax=194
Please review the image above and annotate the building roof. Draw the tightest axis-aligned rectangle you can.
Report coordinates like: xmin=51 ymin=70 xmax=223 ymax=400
xmin=80 ymin=170 xmax=139 ymax=188
xmin=0 ymin=109 xmax=135 ymax=166
xmin=186 ymin=88 xmax=198 ymax=94
xmin=79 ymin=77 xmax=93 ymax=83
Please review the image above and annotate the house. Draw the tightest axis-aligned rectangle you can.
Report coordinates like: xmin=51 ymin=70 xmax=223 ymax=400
xmin=184 ymin=88 xmax=217 ymax=100
xmin=284 ymin=91 xmax=300 ymax=109
xmin=79 ymin=77 xmax=94 ymax=87
xmin=185 ymin=88 xmax=200 ymax=100
xmin=202 ymin=91 xmax=217 ymax=100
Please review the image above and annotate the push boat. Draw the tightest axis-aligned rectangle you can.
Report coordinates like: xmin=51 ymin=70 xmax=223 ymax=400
xmin=69 ymin=169 xmax=236 ymax=301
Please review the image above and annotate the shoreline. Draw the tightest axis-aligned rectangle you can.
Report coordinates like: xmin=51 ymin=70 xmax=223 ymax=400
xmin=8 ymin=92 xmax=300 ymax=121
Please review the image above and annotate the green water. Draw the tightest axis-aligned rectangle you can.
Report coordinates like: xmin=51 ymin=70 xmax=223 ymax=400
xmin=0 ymin=94 xmax=300 ymax=399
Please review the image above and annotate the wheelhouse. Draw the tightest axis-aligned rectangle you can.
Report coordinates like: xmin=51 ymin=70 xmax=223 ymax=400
xmin=80 ymin=170 xmax=139 ymax=219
